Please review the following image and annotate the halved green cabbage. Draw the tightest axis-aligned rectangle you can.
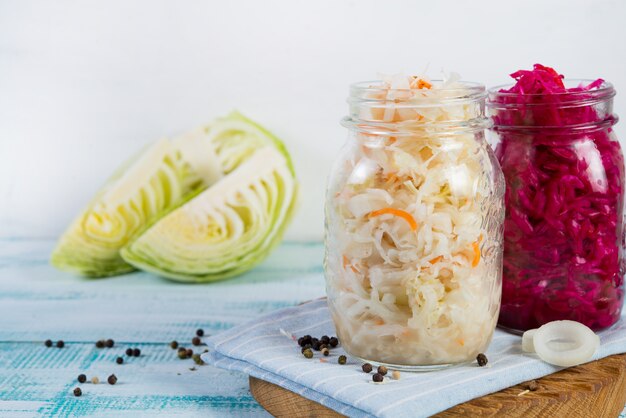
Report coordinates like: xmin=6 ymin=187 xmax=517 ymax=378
xmin=120 ymin=145 xmax=298 ymax=282
xmin=51 ymin=131 xmax=223 ymax=277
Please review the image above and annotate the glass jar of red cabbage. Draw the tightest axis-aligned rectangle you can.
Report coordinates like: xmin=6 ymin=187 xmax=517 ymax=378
xmin=488 ymin=64 xmax=625 ymax=332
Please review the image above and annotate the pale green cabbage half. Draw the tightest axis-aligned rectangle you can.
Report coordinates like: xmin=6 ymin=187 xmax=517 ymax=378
xmin=51 ymin=130 xmax=223 ymax=277
xmin=51 ymin=111 xmax=296 ymax=280
xmin=121 ymin=144 xmax=298 ymax=282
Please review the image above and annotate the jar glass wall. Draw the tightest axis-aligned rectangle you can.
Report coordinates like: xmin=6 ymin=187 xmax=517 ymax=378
xmin=488 ymin=80 xmax=625 ymax=332
xmin=324 ymin=77 xmax=505 ymax=369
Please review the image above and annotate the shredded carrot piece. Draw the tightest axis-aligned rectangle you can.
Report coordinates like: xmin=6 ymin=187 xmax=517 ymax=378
xmin=410 ymin=77 xmax=432 ymax=90
xmin=368 ymin=208 xmax=418 ymax=231
xmin=472 ymin=241 xmax=481 ymax=267
xmin=457 ymin=338 xmax=465 ymax=346
xmin=375 ymin=319 xmax=385 ymax=325
xmin=343 ymin=255 xmax=360 ymax=273
xmin=385 ymin=173 xmax=399 ymax=183
xmin=417 ymin=79 xmax=432 ymax=89
xmin=388 ymin=137 xmax=397 ymax=145
xmin=429 ymin=256 xmax=443 ymax=264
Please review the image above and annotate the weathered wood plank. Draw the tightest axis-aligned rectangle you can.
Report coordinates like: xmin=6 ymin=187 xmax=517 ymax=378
xmin=0 ymin=239 xmax=325 ymax=417
xmin=0 ymin=240 xmax=325 ymax=342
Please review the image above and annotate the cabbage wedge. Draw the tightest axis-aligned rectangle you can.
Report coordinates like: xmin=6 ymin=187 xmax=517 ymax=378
xmin=51 ymin=131 xmax=222 ymax=277
xmin=121 ymin=145 xmax=298 ymax=282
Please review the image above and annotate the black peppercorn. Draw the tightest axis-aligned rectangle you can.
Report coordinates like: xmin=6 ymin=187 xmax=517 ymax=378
xmin=116 ymin=357 xmax=124 ymax=365
xmin=338 ymin=355 xmax=347 ymax=365
xmin=329 ymin=337 xmax=339 ymax=348
xmin=125 ymin=348 xmax=133 ymax=356
xmin=527 ymin=380 xmax=539 ymax=391
xmin=320 ymin=335 xmax=330 ymax=344
xmin=73 ymin=387 xmax=82 ymax=397
xmin=178 ymin=350 xmax=188 ymax=359
xmin=302 ymin=348 xmax=313 ymax=359
xmin=476 ymin=353 xmax=488 ymax=367
xmin=107 ymin=374 xmax=117 ymax=385
xmin=321 ymin=347 xmax=330 ymax=356
xmin=362 ymin=363 xmax=373 ymax=373
xmin=77 ymin=374 xmax=87 ymax=383
xmin=297 ymin=337 xmax=305 ymax=347
xmin=56 ymin=340 xmax=65 ymax=348
xmin=44 ymin=339 xmax=53 ymax=347
xmin=312 ymin=341 xmax=321 ymax=351
xmin=377 ymin=366 xmax=388 ymax=376
xmin=192 ymin=354 xmax=205 ymax=365
xmin=170 ymin=341 xmax=179 ymax=349
xmin=196 ymin=329 xmax=204 ymax=337
xmin=96 ymin=340 xmax=105 ymax=348
xmin=186 ymin=349 xmax=193 ymax=357
xmin=192 ymin=337 xmax=201 ymax=346
xmin=372 ymin=373 xmax=384 ymax=382
xmin=106 ymin=339 xmax=114 ymax=348
xmin=133 ymin=348 xmax=141 ymax=357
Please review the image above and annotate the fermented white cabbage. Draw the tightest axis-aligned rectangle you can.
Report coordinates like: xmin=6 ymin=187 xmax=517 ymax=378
xmin=326 ymin=74 xmax=501 ymax=365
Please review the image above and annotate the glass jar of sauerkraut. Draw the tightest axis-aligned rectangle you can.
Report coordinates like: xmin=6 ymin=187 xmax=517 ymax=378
xmin=488 ymin=65 xmax=625 ymax=332
xmin=324 ymin=74 xmax=505 ymax=370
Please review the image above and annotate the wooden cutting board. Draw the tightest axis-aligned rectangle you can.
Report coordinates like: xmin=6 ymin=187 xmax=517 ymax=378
xmin=249 ymin=353 xmax=626 ymax=417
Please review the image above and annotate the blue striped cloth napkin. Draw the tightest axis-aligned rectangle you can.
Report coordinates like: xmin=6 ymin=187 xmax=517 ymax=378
xmin=202 ymin=299 xmax=626 ymax=418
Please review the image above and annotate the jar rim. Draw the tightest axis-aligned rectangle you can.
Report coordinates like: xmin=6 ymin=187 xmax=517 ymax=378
xmin=489 ymin=116 xmax=618 ymax=133
xmin=341 ymin=116 xmax=490 ymax=136
xmin=349 ymin=80 xmax=486 ymax=104
xmin=488 ymin=79 xmax=615 ymax=101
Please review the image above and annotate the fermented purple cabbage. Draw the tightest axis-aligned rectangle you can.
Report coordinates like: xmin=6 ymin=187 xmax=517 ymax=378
xmin=490 ymin=64 xmax=625 ymax=331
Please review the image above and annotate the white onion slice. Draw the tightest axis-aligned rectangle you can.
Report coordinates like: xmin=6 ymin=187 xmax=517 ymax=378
xmin=532 ymin=320 xmax=600 ymax=367
xmin=521 ymin=328 xmax=537 ymax=353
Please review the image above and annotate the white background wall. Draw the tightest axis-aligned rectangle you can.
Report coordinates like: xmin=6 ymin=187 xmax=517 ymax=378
xmin=1 ymin=0 xmax=625 ymax=241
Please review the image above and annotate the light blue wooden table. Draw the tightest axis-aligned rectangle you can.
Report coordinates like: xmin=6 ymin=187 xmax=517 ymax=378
xmin=1 ymin=239 xmax=625 ymax=417
xmin=0 ymin=239 xmax=325 ymax=417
